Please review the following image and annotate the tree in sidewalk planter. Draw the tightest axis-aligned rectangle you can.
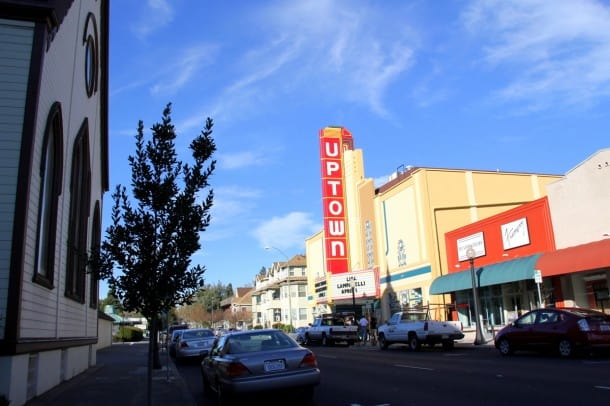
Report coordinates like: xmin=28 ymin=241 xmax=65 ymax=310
xmin=95 ymin=103 xmax=215 ymax=406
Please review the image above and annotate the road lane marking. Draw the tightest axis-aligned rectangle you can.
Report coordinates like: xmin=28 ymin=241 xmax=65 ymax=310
xmin=395 ymin=364 xmax=434 ymax=371
xmin=594 ymin=386 xmax=610 ymax=390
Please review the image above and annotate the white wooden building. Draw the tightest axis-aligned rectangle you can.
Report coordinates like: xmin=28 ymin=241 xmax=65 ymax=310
xmin=0 ymin=1 xmax=108 ymax=404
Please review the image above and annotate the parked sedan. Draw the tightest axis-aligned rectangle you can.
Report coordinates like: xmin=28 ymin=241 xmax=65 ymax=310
xmin=168 ymin=329 xmax=187 ymax=358
xmin=175 ymin=328 xmax=216 ymax=362
xmin=494 ymin=307 xmax=610 ymax=357
xmin=200 ymin=328 xmax=320 ymax=405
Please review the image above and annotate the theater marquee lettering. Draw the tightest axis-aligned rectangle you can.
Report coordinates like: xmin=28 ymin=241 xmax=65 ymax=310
xmin=330 ymin=270 xmax=378 ymax=300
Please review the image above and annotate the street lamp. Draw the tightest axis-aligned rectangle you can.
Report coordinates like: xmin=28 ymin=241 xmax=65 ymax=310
xmin=466 ymin=246 xmax=486 ymax=345
xmin=264 ymin=246 xmax=293 ymax=330
xmin=350 ymin=278 xmax=357 ymax=316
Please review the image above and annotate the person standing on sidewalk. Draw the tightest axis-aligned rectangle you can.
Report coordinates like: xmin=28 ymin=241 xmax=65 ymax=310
xmin=358 ymin=315 xmax=369 ymax=343
xmin=369 ymin=314 xmax=378 ymax=344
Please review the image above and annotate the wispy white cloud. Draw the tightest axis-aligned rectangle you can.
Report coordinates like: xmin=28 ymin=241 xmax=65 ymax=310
xmin=253 ymin=212 xmax=322 ymax=252
xmin=149 ymin=45 xmax=218 ymax=95
xmin=261 ymin=1 xmax=417 ymax=116
xmin=131 ymin=0 xmax=175 ymax=40
xmin=218 ymin=151 xmax=268 ymax=170
xmin=111 ymin=44 xmax=218 ymax=99
xmin=209 ymin=186 xmax=262 ymax=225
xmin=462 ymin=0 xmax=610 ymax=109
xmin=180 ymin=0 xmax=417 ymax=127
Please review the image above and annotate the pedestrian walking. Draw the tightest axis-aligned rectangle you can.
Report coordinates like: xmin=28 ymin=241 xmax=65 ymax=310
xmin=358 ymin=315 xmax=369 ymax=343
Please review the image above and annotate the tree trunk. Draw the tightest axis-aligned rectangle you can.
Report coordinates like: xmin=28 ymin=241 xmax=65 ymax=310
xmin=147 ymin=313 xmax=155 ymax=406
xmin=151 ymin=314 xmax=161 ymax=369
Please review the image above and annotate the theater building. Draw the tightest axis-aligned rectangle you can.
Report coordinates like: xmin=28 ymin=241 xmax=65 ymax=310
xmin=306 ymin=126 xmax=561 ymax=323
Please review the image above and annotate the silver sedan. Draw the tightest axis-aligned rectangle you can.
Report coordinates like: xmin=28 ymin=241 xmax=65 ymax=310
xmin=200 ymin=329 xmax=320 ymax=405
xmin=175 ymin=328 xmax=216 ymax=362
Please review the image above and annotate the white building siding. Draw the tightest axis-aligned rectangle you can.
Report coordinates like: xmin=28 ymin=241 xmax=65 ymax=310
xmin=18 ymin=1 xmax=102 ymax=341
xmin=0 ymin=18 xmax=34 ymax=338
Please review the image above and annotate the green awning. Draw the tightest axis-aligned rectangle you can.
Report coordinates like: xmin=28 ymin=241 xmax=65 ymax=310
xmin=430 ymin=254 xmax=541 ymax=295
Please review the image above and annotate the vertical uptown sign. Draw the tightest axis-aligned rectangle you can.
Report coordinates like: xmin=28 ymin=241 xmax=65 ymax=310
xmin=319 ymin=127 xmax=353 ymax=274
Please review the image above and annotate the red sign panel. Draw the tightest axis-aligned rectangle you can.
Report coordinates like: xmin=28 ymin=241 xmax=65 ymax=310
xmin=319 ymin=128 xmax=352 ymax=274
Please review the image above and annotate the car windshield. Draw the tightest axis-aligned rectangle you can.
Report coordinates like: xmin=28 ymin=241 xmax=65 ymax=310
xmin=227 ymin=331 xmax=297 ymax=354
xmin=182 ymin=329 xmax=214 ymax=339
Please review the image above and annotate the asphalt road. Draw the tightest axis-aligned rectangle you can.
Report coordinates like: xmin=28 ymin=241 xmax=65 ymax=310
xmin=177 ymin=344 xmax=610 ymax=406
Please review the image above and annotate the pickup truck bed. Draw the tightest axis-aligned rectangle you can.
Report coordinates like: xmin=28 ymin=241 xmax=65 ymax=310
xmin=304 ymin=312 xmax=358 ymax=346
xmin=378 ymin=311 xmax=464 ymax=350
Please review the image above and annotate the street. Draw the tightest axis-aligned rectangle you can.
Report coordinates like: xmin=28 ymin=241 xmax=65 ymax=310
xmin=177 ymin=344 xmax=610 ymax=405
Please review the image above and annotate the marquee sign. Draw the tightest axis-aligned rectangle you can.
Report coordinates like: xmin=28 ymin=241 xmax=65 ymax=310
xmin=331 ymin=268 xmax=379 ymax=300
xmin=319 ymin=127 xmax=353 ymax=274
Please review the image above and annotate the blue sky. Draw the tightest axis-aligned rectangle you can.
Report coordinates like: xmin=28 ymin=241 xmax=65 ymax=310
xmin=103 ymin=0 xmax=610 ymax=298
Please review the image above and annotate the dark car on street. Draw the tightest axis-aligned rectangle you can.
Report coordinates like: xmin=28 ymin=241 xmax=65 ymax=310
xmin=494 ymin=307 xmax=610 ymax=357
xmin=200 ymin=328 xmax=320 ymax=405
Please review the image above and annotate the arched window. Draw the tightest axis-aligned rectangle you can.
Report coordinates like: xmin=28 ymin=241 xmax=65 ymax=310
xmin=33 ymin=102 xmax=64 ymax=288
xmin=65 ymin=120 xmax=91 ymax=303
xmin=83 ymin=12 xmax=99 ymax=97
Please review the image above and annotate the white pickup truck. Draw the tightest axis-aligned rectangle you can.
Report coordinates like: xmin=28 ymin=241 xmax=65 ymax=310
xmin=304 ymin=312 xmax=358 ymax=346
xmin=377 ymin=310 xmax=464 ymax=350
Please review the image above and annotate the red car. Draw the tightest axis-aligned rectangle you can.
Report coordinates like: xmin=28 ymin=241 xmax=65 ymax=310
xmin=494 ymin=307 xmax=610 ymax=357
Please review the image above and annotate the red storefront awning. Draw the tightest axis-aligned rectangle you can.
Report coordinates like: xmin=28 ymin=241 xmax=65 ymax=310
xmin=537 ymin=239 xmax=610 ymax=277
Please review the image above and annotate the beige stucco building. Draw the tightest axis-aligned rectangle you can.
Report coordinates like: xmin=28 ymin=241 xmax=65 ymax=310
xmin=374 ymin=167 xmax=561 ymax=323
xmin=305 ymin=127 xmax=562 ymax=324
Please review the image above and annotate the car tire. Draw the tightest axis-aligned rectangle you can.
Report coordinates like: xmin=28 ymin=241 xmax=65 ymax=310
xmin=300 ymin=386 xmax=315 ymax=405
xmin=442 ymin=340 xmax=455 ymax=350
xmin=497 ymin=338 xmax=512 ymax=356
xmin=408 ymin=334 xmax=420 ymax=351
xmin=378 ymin=334 xmax=389 ymax=350
xmin=558 ymin=338 xmax=574 ymax=358
xmin=217 ymin=382 xmax=233 ymax=406
xmin=304 ymin=334 xmax=312 ymax=346
xmin=201 ymin=372 xmax=213 ymax=398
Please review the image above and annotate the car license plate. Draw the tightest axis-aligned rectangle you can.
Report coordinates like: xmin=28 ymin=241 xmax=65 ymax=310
xmin=601 ymin=324 xmax=610 ymax=332
xmin=264 ymin=359 xmax=285 ymax=372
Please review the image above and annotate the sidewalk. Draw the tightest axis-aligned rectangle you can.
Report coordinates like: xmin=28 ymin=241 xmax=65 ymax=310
xmin=24 ymin=331 xmax=494 ymax=405
xmin=352 ymin=328 xmax=497 ymax=350
xmin=26 ymin=341 xmax=196 ymax=406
